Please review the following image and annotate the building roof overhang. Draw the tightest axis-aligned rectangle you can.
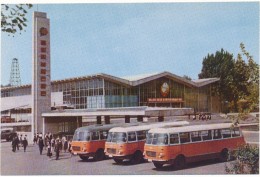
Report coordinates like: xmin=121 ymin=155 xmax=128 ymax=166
xmin=0 ymin=71 xmax=220 ymax=91
xmin=42 ymin=106 xmax=194 ymax=117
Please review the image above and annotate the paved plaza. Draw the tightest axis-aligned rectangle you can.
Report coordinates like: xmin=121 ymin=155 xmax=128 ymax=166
xmin=1 ymin=116 xmax=258 ymax=175
xmin=1 ymin=140 xmax=230 ymax=175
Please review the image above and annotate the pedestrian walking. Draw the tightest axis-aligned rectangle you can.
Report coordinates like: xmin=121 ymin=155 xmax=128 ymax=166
xmin=38 ymin=137 xmax=44 ymax=155
xmin=12 ymin=137 xmax=17 ymax=152
xmin=22 ymin=137 xmax=28 ymax=152
xmin=63 ymin=139 xmax=68 ymax=153
xmin=54 ymin=138 xmax=62 ymax=160
xmin=15 ymin=136 xmax=19 ymax=150
xmin=33 ymin=134 xmax=37 ymax=145
xmin=47 ymin=142 xmax=52 ymax=158
xmin=19 ymin=134 xmax=23 ymax=147
xmin=68 ymin=139 xmax=72 ymax=153
xmin=44 ymin=134 xmax=49 ymax=150
xmin=68 ymin=139 xmax=73 ymax=157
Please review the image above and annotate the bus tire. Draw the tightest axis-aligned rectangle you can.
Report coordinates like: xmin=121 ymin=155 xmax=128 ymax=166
xmin=153 ymin=162 xmax=163 ymax=169
xmin=174 ymin=155 xmax=186 ymax=170
xmin=94 ymin=149 xmax=105 ymax=161
xmin=220 ymin=149 xmax=229 ymax=162
xmin=113 ymin=158 xmax=123 ymax=164
xmin=130 ymin=151 xmax=143 ymax=164
xmin=79 ymin=155 xmax=89 ymax=161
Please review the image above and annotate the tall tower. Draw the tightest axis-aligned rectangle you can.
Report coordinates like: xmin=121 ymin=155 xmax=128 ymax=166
xmin=32 ymin=12 xmax=51 ymax=135
xmin=9 ymin=58 xmax=21 ymax=86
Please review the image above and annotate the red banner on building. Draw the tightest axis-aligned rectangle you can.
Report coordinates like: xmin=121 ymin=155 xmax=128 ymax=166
xmin=148 ymin=98 xmax=183 ymax=103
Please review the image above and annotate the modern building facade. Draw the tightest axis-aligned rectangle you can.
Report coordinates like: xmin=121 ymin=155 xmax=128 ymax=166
xmin=1 ymin=71 xmax=220 ymax=113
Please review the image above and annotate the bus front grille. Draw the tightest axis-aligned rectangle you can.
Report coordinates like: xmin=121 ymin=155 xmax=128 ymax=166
xmin=107 ymin=148 xmax=116 ymax=154
xmin=72 ymin=146 xmax=81 ymax=151
xmin=146 ymin=151 xmax=156 ymax=157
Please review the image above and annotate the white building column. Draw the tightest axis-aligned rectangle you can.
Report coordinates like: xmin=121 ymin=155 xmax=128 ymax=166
xmin=42 ymin=117 xmax=45 ymax=136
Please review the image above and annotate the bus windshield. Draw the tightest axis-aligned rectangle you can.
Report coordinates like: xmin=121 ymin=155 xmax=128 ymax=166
xmin=107 ymin=132 xmax=127 ymax=143
xmin=73 ymin=131 xmax=90 ymax=141
xmin=146 ymin=133 xmax=168 ymax=145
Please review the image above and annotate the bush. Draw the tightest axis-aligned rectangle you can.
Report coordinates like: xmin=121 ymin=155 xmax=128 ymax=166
xmin=225 ymin=144 xmax=259 ymax=174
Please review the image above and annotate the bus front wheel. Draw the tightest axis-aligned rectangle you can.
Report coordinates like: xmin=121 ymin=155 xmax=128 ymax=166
xmin=153 ymin=162 xmax=163 ymax=169
xmin=174 ymin=155 xmax=186 ymax=170
xmin=130 ymin=151 xmax=143 ymax=164
xmin=79 ymin=155 xmax=89 ymax=161
xmin=220 ymin=149 xmax=229 ymax=162
xmin=94 ymin=149 xmax=105 ymax=161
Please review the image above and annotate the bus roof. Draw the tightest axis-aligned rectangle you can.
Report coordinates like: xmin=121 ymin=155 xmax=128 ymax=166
xmin=148 ymin=123 xmax=235 ymax=134
xmin=74 ymin=122 xmax=141 ymax=132
xmin=108 ymin=121 xmax=189 ymax=133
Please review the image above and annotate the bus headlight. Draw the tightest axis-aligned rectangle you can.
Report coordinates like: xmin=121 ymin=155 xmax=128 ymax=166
xmin=159 ymin=153 xmax=164 ymax=158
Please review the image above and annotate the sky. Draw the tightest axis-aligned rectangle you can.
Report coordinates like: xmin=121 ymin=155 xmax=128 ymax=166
xmin=1 ymin=2 xmax=259 ymax=85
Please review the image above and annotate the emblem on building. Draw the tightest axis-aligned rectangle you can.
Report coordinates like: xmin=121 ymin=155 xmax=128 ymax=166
xmin=160 ymin=82 xmax=170 ymax=97
xmin=39 ymin=27 xmax=48 ymax=36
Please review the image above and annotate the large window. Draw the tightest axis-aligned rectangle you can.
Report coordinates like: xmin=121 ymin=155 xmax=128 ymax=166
xmin=213 ymin=129 xmax=222 ymax=139
xmin=107 ymin=132 xmax=127 ymax=143
xmin=170 ymin=134 xmax=179 ymax=145
xmin=137 ymin=130 xmax=146 ymax=141
xmin=128 ymin=132 xmax=136 ymax=142
xmin=191 ymin=131 xmax=202 ymax=142
xmin=222 ymin=129 xmax=231 ymax=138
xmin=201 ymin=130 xmax=212 ymax=141
xmin=231 ymin=127 xmax=240 ymax=137
xmin=91 ymin=131 xmax=100 ymax=141
xmin=180 ymin=132 xmax=190 ymax=144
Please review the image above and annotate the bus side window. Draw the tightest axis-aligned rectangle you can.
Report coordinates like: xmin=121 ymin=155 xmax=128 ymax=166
xmin=232 ymin=127 xmax=240 ymax=137
xmin=100 ymin=130 xmax=108 ymax=140
xmin=137 ymin=130 xmax=146 ymax=141
xmin=91 ymin=131 xmax=100 ymax=141
xmin=180 ymin=132 xmax=190 ymax=144
xmin=213 ymin=129 xmax=222 ymax=139
xmin=85 ymin=132 xmax=91 ymax=141
xmin=201 ymin=130 xmax=212 ymax=141
xmin=222 ymin=129 xmax=231 ymax=138
xmin=170 ymin=134 xmax=179 ymax=144
xmin=191 ymin=131 xmax=202 ymax=142
xmin=128 ymin=132 xmax=136 ymax=142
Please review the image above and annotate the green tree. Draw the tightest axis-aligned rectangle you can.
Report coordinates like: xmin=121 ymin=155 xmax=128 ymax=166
xmin=1 ymin=4 xmax=33 ymax=35
xmin=198 ymin=49 xmax=235 ymax=108
xmin=239 ymin=43 xmax=259 ymax=112
xmin=199 ymin=44 xmax=259 ymax=113
xmin=230 ymin=54 xmax=250 ymax=111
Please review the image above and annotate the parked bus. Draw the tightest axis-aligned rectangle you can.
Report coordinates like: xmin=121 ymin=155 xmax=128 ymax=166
xmin=144 ymin=123 xmax=246 ymax=169
xmin=104 ymin=121 xmax=189 ymax=164
xmin=71 ymin=123 xmax=139 ymax=161
xmin=1 ymin=128 xmax=17 ymax=141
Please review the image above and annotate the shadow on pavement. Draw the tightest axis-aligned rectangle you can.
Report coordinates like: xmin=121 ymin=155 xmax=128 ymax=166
xmin=153 ymin=159 xmax=224 ymax=171
xmin=112 ymin=160 xmax=149 ymax=166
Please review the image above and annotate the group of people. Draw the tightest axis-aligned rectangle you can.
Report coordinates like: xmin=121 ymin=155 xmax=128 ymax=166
xmin=11 ymin=134 xmax=28 ymax=152
xmin=192 ymin=113 xmax=212 ymax=121
xmin=34 ymin=132 xmax=72 ymax=160
xmin=11 ymin=132 xmax=73 ymax=160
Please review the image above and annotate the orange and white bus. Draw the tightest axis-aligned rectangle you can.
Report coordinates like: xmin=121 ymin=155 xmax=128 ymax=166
xmin=144 ymin=123 xmax=246 ymax=169
xmin=71 ymin=123 xmax=139 ymax=161
xmin=105 ymin=121 xmax=189 ymax=164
